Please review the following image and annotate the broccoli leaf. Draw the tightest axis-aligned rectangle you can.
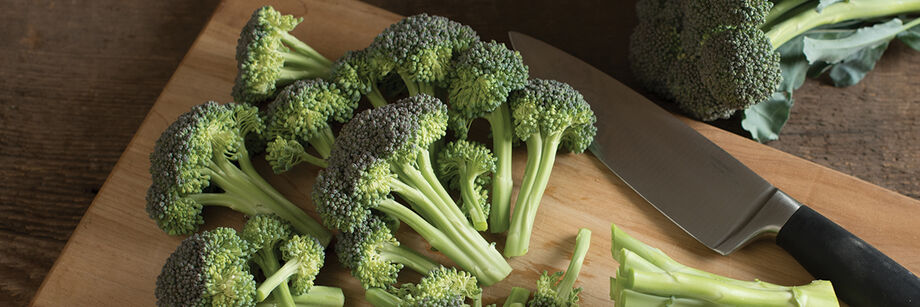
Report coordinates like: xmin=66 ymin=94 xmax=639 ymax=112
xmin=827 ymin=41 xmax=890 ymax=87
xmin=742 ymin=35 xmax=809 ymax=142
xmin=803 ymin=18 xmax=917 ymax=64
xmin=896 ymin=23 xmax=920 ymax=51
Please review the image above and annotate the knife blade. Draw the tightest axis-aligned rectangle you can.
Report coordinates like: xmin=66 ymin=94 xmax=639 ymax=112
xmin=508 ymin=31 xmax=920 ymax=307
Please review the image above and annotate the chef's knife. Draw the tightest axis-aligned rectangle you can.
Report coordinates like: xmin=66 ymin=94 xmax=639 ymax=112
xmin=508 ymin=31 xmax=920 ymax=306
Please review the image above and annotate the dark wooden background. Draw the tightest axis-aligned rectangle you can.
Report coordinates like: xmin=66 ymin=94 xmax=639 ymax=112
xmin=1 ymin=0 xmax=916 ymax=305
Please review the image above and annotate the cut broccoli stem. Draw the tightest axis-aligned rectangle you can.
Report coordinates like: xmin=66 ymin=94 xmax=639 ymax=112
xmin=279 ymin=32 xmax=332 ymax=67
xmin=379 ymin=243 xmax=440 ymax=275
xmin=365 ymin=287 xmax=401 ymax=307
xmin=485 ymin=104 xmax=514 ymax=233
xmin=367 ymin=84 xmax=387 ymax=108
xmin=767 ymin=0 xmax=920 ymax=47
xmin=616 ymin=288 xmax=720 ymax=307
xmin=257 ymin=286 xmax=345 ymax=307
xmin=555 ymin=228 xmax=591 ymax=301
xmin=254 ymin=247 xmax=296 ymax=307
xmin=503 ymin=287 xmax=531 ymax=307
xmin=460 ymin=175 xmax=488 ymax=231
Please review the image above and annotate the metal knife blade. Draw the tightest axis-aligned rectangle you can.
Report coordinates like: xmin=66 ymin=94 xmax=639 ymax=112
xmin=508 ymin=31 xmax=920 ymax=307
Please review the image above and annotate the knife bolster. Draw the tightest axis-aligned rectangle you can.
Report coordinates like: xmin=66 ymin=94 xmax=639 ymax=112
xmin=712 ymin=189 xmax=801 ymax=255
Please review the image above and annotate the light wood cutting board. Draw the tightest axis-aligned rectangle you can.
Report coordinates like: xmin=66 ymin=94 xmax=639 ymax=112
xmin=30 ymin=0 xmax=920 ymax=305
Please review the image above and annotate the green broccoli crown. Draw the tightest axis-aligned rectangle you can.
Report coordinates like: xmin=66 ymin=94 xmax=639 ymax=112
xmin=155 ymin=227 xmax=255 ymax=307
xmin=680 ymin=0 xmax=771 ymax=30
xmin=265 ymin=79 xmax=355 ymax=140
xmin=509 ymin=79 xmax=597 ymax=153
xmin=335 ymin=215 xmax=402 ymax=288
xmin=241 ymin=214 xmax=293 ymax=251
xmin=628 ymin=0 xmax=682 ymax=97
xmin=529 ymin=271 xmax=582 ymax=307
xmin=447 ymin=40 xmax=528 ymax=137
xmin=146 ymin=101 xmax=262 ymax=235
xmin=264 ymin=137 xmax=309 ymax=173
xmin=369 ymin=14 xmax=479 ymax=86
xmin=232 ymin=6 xmax=302 ymax=104
xmin=312 ymin=95 xmax=448 ymax=232
xmin=280 ymin=234 xmax=326 ymax=295
xmin=397 ymin=266 xmax=481 ymax=307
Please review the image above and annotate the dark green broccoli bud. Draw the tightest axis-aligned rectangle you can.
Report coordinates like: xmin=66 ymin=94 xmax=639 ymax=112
xmin=680 ymin=0 xmax=771 ymax=30
xmin=628 ymin=0 xmax=682 ymax=97
xmin=330 ymin=49 xmax=389 ymax=108
xmin=263 ymin=79 xmax=355 ymax=172
xmin=145 ymin=101 xmax=330 ymax=245
xmin=446 ymin=40 xmax=527 ymax=233
xmin=529 ymin=228 xmax=591 ymax=307
xmin=233 ymin=6 xmax=333 ymax=105
xmin=313 ymin=95 xmax=511 ymax=285
xmin=369 ymin=14 xmax=479 ymax=96
xmin=504 ymin=80 xmax=596 ymax=258
xmin=335 ymin=215 xmax=440 ymax=288
xmin=437 ymin=140 xmax=495 ymax=231
xmin=155 ymin=227 xmax=255 ymax=307
xmin=364 ymin=266 xmax=482 ymax=307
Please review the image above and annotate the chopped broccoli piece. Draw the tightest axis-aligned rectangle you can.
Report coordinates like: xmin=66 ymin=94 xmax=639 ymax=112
xmin=437 ymin=140 xmax=496 ymax=231
xmin=529 ymin=228 xmax=591 ymax=307
xmin=364 ymin=266 xmax=482 ymax=307
xmin=446 ymin=40 xmax=528 ymax=233
xmin=369 ymin=14 xmax=479 ymax=96
xmin=335 ymin=215 xmax=440 ymax=288
xmin=233 ymin=6 xmax=333 ymax=105
xmin=145 ymin=101 xmax=330 ymax=246
xmin=263 ymin=79 xmax=355 ymax=172
xmin=313 ymin=94 xmax=511 ymax=285
xmin=504 ymin=80 xmax=596 ymax=257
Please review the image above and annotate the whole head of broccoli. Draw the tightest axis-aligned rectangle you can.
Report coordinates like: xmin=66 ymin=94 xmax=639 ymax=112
xmin=509 ymin=79 xmax=597 ymax=153
xmin=233 ymin=6 xmax=333 ymax=104
xmin=336 ymin=215 xmax=440 ymax=288
xmin=369 ymin=14 xmax=479 ymax=95
xmin=155 ymin=227 xmax=255 ymax=307
xmin=146 ymin=101 xmax=262 ymax=235
xmin=437 ymin=140 xmax=495 ymax=231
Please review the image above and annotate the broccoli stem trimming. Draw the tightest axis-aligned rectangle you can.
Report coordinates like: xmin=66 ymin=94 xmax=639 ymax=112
xmin=192 ymin=148 xmax=331 ymax=246
xmin=485 ymin=103 xmax=514 ymax=234
xmin=504 ymin=131 xmax=563 ymax=257
xmin=766 ymin=0 xmax=920 ymax=48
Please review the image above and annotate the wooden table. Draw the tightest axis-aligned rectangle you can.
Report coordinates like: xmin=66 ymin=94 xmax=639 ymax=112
xmin=1 ymin=0 xmax=917 ymax=306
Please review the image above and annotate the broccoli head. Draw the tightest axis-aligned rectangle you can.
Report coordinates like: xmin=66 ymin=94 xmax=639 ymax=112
xmin=364 ymin=266 xmax=482 ymax=307
xmin=504 ymin=79 xmax=596 ymax=258
xmin=233 ymin=6 xmax=333 ymax=105
xmin=530 ymin=228 xmax=592 ymax=307
xmin=145 ymin=101 xmax=330 ymax=245
xmin=335 ymin=215 xmax=440 ymax=288
xmin=437 ymin=140 xmax=496 ymax=231
xmin=155 ymin=227 xmax=255 ymax=307
xmin=369 ymin=14 xmax=479 ymax=96
xmin=313 ymin=95 xmax=511 ymax=285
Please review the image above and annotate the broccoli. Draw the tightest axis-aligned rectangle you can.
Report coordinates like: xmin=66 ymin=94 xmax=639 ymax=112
xmin=145 ymin=101 xmax=331 ymax=246
xmin=502 ymin=287 xmax=531 ymax=307
xmin=263 ymin=79 xmax=356 ymax=172
xmin=241 ymin=214 xmax=296 ymax=307
xmin=437 ymin=140 xmax=496 ymax=231
xmin=446 ymin=40 xmax=528 ymax=233
xmin=630 ymin=0 xmax=920 ymax=121
xmin=312 ymin=95 xmax=512 ymax=285
xmin=504 ymin=80 xmax=596 ymax=258
xmin=330 ymin=49 xmax=389 ymax=108
xmin=368 ymin=14 xmax=479 ymax=96
xmin=609 ymin=224 xmax=839 ymax=307
xmin=233 ymin=6 xmax=333 ymax=105
xmin=155 ymin=227 xmax=345 ymax=307
xmin=335 ymin=215 xmax=441 ymax=288
xmin=527 ymin=228 xmax=591 ymax=307
xmin=364 ymin=266 xmax=482 ymax=307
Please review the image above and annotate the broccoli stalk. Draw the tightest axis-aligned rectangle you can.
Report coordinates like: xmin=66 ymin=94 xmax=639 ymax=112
xmin=446 ymin=40 xmax=528 ymax=233
xmin=313 ymin=95 xmax=512 ymax=285
xmin=233 ymin=6 xmax=334 ymax=105
xmin=363 ymin=266 xmax=482 ymax=307
xmin=437 ymin=140 xmax=496 ymax=231
xmin=609 ymin=224 xmax=839 ymax=307
xmin=502 ymin=287 xmax=531 ymax=307
xmin=336 ymin=215 xmax=441 ymax=288
xmin=242 ymin=214 xmax=297 ymax=307
xmin=766 ymin=1 xmax=920 ymax=48
xmin=256 ymin=235 xmax=326 ymax=301
xmin=504 ymin=80 xmax=596 ymax=258
xmin=145 ymin=101 xmax=331 ymax=246
xmin=257 ymin=286 xmax=344 ymax=307
xmin=529 ymin=228 xmax=592 ymax=307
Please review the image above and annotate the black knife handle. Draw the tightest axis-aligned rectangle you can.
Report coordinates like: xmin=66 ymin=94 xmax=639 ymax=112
xmin=776 ymin=205 xmax=920 ymax=306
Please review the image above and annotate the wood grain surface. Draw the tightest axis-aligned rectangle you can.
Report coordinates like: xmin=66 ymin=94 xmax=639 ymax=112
xmin=0 ymin=0 xmax=917 ymax=306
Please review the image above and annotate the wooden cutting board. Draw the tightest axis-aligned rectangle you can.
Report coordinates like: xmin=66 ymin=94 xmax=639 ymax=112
xmin=30 ymin=0 xmax=920 ymax=305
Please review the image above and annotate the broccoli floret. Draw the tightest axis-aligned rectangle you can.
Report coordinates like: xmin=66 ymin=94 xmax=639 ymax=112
xmin=233 ymin=6 xmax=333 ymax=105
xmin=145 ymin=101 xmax=331 ymax=246
xmin=437 ymin=140 xmax=495 ymax=231
xmin=241 ymin=214 xmax=296 ymax=306
xmin=256 ymin=234 xmax=325 ymax=300
xmin=369 ymin=14 xmax=479 ymax=96
xmin=630 ymin=0 xmax=920 ymax=121
xmin=155 ymin=227 xmax=255 ymax=307
xmin=504 ymin=80 xmax=596 ymax=258
xmin=263 ymin=79 xmax=355 ymax=172
xmin=313 ymin=95 xmax=511 ymax=285
xmin=335 ymin=215 xmax=440 ymax=288
xmin=364 ymin=266 xmax=482 ymax=307
xmin=446 ymin=40 xmax=528 ymax=233
xmin=330 ymin=49 xmax=389 ymax=108
xmin=529 ymin=228 xmax=591 ymax=307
